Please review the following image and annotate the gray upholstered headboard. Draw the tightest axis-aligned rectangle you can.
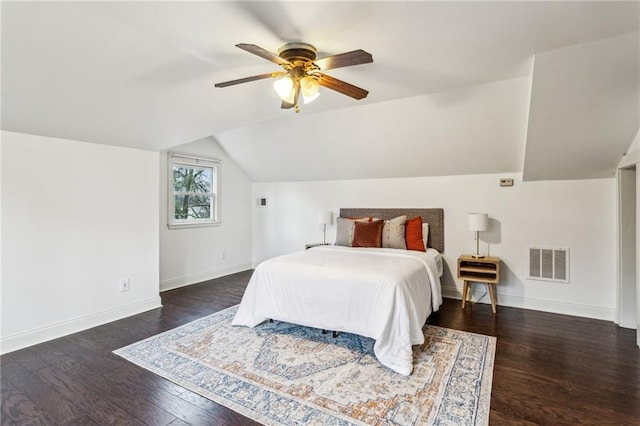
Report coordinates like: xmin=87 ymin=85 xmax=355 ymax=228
xmin=339 ymin=208 xmax=445 ymax=253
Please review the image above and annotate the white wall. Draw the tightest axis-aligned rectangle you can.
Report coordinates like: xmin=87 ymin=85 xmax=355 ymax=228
xmin=0 ymin=136 xmax=3 ymax=342
xmin=1 ymin=131 xmax=161 ymax=354
xmin=637 ymin=170 xmax=640 ymax=346
xmin=616 ymin=128 xmax=639 ymax=343
xmin=617 ymin=168 xmax=637 ymax=329
xmin=253 ymin=173 xmax=616 ymax=320
xmin=159 ymin=137 xmax=252 ymax=291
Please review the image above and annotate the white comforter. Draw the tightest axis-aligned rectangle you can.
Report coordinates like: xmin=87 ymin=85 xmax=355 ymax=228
xmin=232 ymin=246 xmax=442 ymax=375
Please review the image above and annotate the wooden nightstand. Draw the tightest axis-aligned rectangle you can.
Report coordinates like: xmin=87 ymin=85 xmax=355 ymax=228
xmin=457 ymin=255 xmax=501 ymax=313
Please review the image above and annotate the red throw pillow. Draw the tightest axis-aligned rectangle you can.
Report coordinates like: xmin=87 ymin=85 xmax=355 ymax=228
xmin=405 ymin=216 xmax=426 ymax=251
xmin=352 ymin=220 xmax=384 ymax=248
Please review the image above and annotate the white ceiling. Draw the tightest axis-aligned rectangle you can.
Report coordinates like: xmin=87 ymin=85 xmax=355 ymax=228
xmin=2 ymin=1 xmax=638 ymax=181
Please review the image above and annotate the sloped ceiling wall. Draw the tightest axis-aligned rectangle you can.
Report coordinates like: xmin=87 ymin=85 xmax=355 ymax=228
xmin=216 ymin=77 xmax=531 ymax=182
xmin=523 ymin=33 xmax=640 ymax=181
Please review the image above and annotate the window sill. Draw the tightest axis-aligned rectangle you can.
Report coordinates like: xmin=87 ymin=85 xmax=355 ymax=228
xmin=167 ymin=221 xmax=221 ymax=230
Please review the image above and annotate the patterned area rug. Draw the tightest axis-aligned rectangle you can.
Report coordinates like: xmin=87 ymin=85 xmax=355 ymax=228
xmin=115 ymin=306 xmax=495 ymax=425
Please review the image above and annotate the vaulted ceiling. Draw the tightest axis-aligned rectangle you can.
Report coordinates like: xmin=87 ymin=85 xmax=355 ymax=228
xmin=2 ymin=1 xmax=638 ymax=182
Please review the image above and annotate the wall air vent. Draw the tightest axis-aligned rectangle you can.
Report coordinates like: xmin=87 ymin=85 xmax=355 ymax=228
xmin=528 ymin=247 xmax=569 ymax=283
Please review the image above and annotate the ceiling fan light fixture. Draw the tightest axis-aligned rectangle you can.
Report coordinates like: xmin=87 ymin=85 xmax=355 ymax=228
xmin=303 ymin=91 xmax=319 ymax=104
xmin=300 ymin=76 xmax=320 ymax=104
xmin=215 ymin=42 xmax=373 ymax=112
xmin=273 ymin=76 xmax=294 ymax=102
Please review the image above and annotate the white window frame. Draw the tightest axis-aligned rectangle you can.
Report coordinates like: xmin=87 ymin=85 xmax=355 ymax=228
xmin=168 ymin=153 xmax=221 ymax=229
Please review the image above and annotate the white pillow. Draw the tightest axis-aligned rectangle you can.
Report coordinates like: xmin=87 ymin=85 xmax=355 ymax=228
xmin=382 ymin=215 xmax=407 ymax=249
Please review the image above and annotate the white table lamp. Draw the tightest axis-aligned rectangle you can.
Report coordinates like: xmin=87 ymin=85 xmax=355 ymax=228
xmin=468 ymin=213 xmax=488 ymax=258
xmin=318 ymin=210 xmax=333 ymax=245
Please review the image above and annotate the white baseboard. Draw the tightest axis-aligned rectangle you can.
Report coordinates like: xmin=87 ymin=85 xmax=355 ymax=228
xmin=1 ymin=296 xmax=162 ymax=355
xmin=441 ymin=285 xmax=614 ymax=321
xmin=160 ymin=262 xmax=253 ymax=292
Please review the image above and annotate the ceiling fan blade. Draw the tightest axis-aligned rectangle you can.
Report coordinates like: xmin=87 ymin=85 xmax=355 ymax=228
xmin=236 ymin=43 xmax=291 ymax=66
xmin=314 ymin=50 xmax=373 ymax=71
xmin=316 ymin=73 xmax=369 ymax=100
xmin=214 ymin=71 xmax=286 ymax=88
xmin=281 ymin=100 xmax=295 ymax=109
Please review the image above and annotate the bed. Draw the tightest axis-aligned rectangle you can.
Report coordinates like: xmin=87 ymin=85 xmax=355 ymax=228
xmin=232 ymin=208 xmax=444 ymax=376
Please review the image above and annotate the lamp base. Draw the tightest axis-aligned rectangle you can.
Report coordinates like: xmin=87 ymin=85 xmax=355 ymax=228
xmin=472 ymin=231 xmax=484 ymax=259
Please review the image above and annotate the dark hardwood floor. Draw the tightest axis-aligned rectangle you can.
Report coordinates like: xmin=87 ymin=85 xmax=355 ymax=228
xmin=2 ymin=270 xmax=639 ymax=425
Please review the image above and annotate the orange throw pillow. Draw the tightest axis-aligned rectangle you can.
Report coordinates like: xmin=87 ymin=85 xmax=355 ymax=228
xmin=405 ymin=216 xmax=426 ymax=251
xmin=352 ymin=220 xmax=384 ymax=248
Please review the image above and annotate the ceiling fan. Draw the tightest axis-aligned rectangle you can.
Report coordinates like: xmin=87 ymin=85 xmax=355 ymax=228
xmin=214 ymin=43 xmax=373 ymax=113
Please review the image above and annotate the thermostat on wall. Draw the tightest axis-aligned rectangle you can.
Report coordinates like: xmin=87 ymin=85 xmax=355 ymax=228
xmin=256 ymin=197 xmax=268 ymax=207
xmin=499 ymin=178 xmax=514 ymax=187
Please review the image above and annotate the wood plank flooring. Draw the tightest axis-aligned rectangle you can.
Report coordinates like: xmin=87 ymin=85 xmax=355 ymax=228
xmin=2 ymin=270 xmax=639 ymax=425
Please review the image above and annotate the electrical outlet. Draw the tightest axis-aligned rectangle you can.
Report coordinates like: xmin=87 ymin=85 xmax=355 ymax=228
xmin=119 ymin=278 xmax=130 ymax=292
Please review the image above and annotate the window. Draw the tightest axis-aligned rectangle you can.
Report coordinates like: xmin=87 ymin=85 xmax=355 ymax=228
xmin=168 ymin=153 xmax=220 ymax=229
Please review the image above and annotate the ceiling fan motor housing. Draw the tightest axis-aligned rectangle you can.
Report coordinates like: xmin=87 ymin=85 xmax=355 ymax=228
xmin=278 ymin=42 xmax=317 ymax=64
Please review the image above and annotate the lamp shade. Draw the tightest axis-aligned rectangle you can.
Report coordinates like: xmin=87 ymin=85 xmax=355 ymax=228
xmin=273 ymin=76 xmax=295 ymax=103
xmin=301 ymin=76 xmax=320 ymax=104
xmin=318 ymin=210 xmax=333 ymax=226
xmin=468 ymin=213 xmax=488 ymax=231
